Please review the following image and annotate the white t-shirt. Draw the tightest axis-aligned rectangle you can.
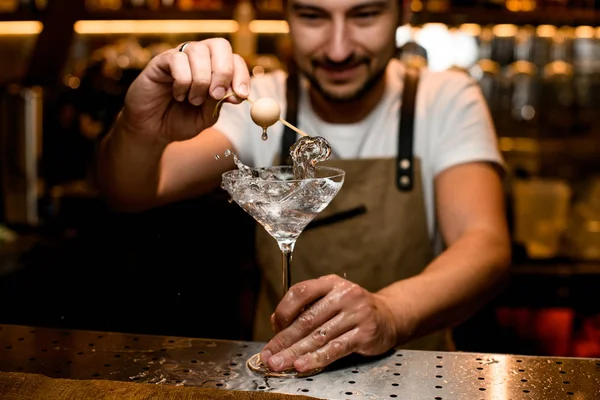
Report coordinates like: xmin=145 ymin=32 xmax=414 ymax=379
xmin=213 ymin=59 xmax=504 ymax=244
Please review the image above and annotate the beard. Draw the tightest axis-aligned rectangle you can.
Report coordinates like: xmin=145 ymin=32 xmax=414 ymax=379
xmin=298 ymin=55 xmax=390 ymax=103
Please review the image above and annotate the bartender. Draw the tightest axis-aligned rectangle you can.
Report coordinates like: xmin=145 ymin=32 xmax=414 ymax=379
xmin=97 ymin=0 xmax=511 ymax=375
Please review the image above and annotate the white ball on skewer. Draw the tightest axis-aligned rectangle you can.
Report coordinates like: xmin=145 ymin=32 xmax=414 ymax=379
xmin=250 ymin=97 xmax=281 ymax=129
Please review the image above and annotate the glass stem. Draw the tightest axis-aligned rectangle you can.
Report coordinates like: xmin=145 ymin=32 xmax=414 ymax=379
xmin=279 ymin=242 xmax=295 ymax=299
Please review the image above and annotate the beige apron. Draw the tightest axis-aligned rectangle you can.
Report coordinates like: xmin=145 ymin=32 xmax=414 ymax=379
xmin=252 ymin=66 xmax=454 ymax=351
xmin=253 ymin=157 xmax=453 ymax=351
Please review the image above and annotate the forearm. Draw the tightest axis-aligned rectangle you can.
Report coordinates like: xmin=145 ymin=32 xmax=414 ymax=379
xmin=96 ymin=114 xmax=168 ymax=212
xmin=377 ymin=228 xmax=511 ymax=344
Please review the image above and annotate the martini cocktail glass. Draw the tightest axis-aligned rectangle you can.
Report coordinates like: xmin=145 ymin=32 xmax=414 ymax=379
xmin=222 ymin=165 xmax=345 ymax=377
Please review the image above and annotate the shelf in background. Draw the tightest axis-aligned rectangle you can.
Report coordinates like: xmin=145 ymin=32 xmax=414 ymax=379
xmin=416 ymin=7 xmax=600 ymax=26
xmin=2 ymin=6 xmax=599 ymax=26
xmin=0 ymin=8 xmax=284 ymax=22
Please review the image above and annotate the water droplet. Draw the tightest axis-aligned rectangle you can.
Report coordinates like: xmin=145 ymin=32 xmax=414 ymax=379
xmin=214 ymin=154 xmax=220 ymax=160
xmin=261 ymin=128 xmax=268 ymax=141
xmin=224 ymin=149 xmax=232 ymax=157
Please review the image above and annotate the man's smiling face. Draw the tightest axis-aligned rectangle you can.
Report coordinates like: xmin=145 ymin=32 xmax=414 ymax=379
xmin=285 ymin=0 xmax=400 ymax=102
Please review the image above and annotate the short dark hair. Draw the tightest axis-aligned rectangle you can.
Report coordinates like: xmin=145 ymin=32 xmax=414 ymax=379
xmin=282 ymin=0 xmax=404 ymax=10
xmin=281 ymin=0 xmax=405 ymax=25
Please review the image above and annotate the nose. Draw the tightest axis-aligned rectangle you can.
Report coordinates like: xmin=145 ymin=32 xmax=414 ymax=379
xmin=324 ymin=18 xmax=353 ymax=63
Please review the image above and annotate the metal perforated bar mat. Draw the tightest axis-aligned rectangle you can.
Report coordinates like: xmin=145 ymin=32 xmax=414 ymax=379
xmin=1 ymin=325 xmax=599 ymax=399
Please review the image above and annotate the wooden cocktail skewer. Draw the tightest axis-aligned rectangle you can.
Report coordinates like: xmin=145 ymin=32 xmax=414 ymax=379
xmin=214 ymin=92 xmax=309 ymax=138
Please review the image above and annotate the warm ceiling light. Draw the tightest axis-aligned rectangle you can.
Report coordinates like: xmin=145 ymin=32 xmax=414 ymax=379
xmin=505 ymin=0 xmax=521 ymax=12
xmin=73 ymin=20 xmax=239 ymax=34
xmin=459 ymin=23 xmax=481 ymax=37
xmin=74 ymin=19 xmax=289 ymax=35
xmin=0 ymin=21 xmax=43 ymax=35
xmin=521 ymin=0 xmax=537 ymax=12
xmin=575 ymin=25 xmax=595 ymax=39
xmin=505 ymin=0 xmax=537 ymax=12
xmin=493 ymin=24 xmax=518 ymax=38
xmin=411 ymin=0 xmax=423 ymax=13
xmin=249 ymin=20 xmax=288 ymax=34
xmin=536 ymin=25 xmax=556 ymax=38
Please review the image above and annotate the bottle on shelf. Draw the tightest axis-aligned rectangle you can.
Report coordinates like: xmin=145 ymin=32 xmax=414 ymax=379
xmin=470 ymin=26 xmax=502 ymax=124
xmin=503 ymin=26 xmax=538 ymax=137
xmin=571 ymin=25 xmax=598 ymax=136
xmin=538 ymin=27 xmax=577 ymax=137
xmin=531 ymin=25 xmax=556 ymax=70
xmin=491 ymin=24 xmax=518 ymax=68
xmin=489 ymin=24 xmax=517 ymax=135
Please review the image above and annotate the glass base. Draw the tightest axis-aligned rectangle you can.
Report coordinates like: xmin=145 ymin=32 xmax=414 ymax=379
xmin=246 ymin=353 xmax=323 ymax=378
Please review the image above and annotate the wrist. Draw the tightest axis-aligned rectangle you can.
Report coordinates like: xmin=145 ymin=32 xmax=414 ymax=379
xmin=375 ymin=285 xmax=419 ymax=345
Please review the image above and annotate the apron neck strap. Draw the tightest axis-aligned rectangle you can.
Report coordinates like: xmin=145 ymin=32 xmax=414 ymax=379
xmin=396 ymin=65 xmax=420 ymax=191
xmin=280 ymin=63 xmax=421 ymax=193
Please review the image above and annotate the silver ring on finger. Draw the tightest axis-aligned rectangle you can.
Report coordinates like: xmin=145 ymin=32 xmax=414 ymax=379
xmin=179 ymin=42 xmax=190 ymax=52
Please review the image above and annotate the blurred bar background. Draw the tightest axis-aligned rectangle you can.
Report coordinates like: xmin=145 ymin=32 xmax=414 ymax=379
xmin=1 ymin=0 xmax=600 ymax=359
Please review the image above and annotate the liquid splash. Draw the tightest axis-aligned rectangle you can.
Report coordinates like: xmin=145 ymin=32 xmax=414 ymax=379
xmin=218 ymin=149 xmax=257 ymax=179
xmin=215 ymin=134 xmax=332 ymax=181
xmin=290 ymin=136 xmax=332 ymax=179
